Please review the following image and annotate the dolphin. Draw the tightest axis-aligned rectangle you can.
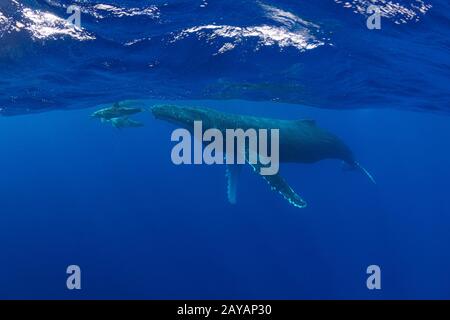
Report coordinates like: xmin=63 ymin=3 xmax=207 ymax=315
xmin=91 ymin=101 xmax=144 ymax=120
xmin=151 ymin=104 xmax=375 ymax=208
xmin=108 ymin=117 xmax=145 ymax=129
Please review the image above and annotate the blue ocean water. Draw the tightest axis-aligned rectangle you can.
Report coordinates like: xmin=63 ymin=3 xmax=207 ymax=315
xmin=0 ymin=0 xmax=449 ymax=299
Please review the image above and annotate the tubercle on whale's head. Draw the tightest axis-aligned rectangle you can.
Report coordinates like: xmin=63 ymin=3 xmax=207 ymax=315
xmin=151 ymin=104 xmax=213 ymax=128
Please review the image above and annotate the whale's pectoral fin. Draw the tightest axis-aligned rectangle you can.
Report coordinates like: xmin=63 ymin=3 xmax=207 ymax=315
xmin=245 ymin=151 xmax=307 ymax=209
xmin=256 ymin=169 xmax=307 ymax=209
xmin=226 ymin=165 xmax=242 ymax=204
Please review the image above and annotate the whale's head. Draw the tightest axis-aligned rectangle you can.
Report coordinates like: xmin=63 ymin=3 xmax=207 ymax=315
xmin=151 ymin=104 xmax=215 ymax=129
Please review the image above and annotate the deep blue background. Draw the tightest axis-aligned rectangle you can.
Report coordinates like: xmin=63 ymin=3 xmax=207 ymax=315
xmin=0 ymin=0 xmax=449 ymax=299
xmin=1 ymin=100 xmax=450 ymax=299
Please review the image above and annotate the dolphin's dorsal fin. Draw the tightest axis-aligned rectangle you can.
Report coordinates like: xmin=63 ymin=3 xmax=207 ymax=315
xmin=112 ymin=102 xmax=120 ymax=109
xmin=296 ymin=119 xmax=316 ymax=126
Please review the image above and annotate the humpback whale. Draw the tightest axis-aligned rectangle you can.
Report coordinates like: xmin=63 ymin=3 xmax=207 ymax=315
xmin=151 ymin=104 xmax=375 ymax=208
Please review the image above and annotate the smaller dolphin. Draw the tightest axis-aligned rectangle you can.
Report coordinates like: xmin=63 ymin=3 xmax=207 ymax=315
xmin=91 ymin=102 xmax=144 ymax=120
xmin=109 ymin=117 xmax=145 ymax=129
